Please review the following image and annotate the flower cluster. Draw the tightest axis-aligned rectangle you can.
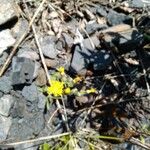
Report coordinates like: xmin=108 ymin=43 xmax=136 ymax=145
xmin=44 ymin=67 xmax=97 ymax=98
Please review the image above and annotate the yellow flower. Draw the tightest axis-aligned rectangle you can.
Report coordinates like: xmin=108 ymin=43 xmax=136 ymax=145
xmin=47 ymin=80 xmax=64 ymax=97
xmin=86 ymin=88 xmax=97 ymax=94
xmin=57 ymin=67 xmax=65 ymax=75
xmin=73 ymin=76 xmax=82 ymax=83
xmin=64 ymin=87 xmax=71 ymax=94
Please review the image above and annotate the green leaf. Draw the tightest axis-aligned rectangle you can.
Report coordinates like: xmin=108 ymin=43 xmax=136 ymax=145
xmin=40 ymin=143 xmax=51 ymax=150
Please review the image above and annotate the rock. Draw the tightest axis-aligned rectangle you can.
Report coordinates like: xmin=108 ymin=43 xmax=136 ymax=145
xmin=12 ymin=18 xmax=28 ymax=39
xmin=0 ymin=29 xmax=16 ymax=55
xmin=0 ymin=95 xmax=14 ymax=116
xmin=83 ymin=36 xmax=100 ymax=51
xmin=0 ymin=76 xmax=12 ymax=93
xmin=85 ymin=21 xmax=107 ymax=35
xmin=33 ymin=61 xmax=41 ymax=79
xmin=8 ymin=112 xmax=45 ymax=140
xmin=114 ymin=29 xmax=143 ymax=51
xmin=96 ymin=6 xmax=107 ymax=17
xmin=0 ymin=0 xmax=18 ymax=25
xmin=92 ymin=50 xmax=112 ymax=70
xmin=35 ymin=68 xmax=47 ymax=86
xmin=45 ymin=58 xmax=58 ymax=68
xmin=40 ymin=36 xmax=58 ymax=59
xmin=22 ymin=84 xmax=39 ymax=102
xmin=0 ymin=115 xmax=12 ymax=141
xmin=129 ymin=0 xmax=150 ymax=8
xmin=0 ymin=52 xmax=8 ymax=66
xmin=18 ymin=50 xmax=39 ymax=61
xmin=62 ymin=33 xmax=74 ymax=48
xmin=70 ymin=45 xmax=91 ymax=75
xmin=12 ymin=57 xmax=35 ymax=85
xmin=107 ymin=10 xmax=133 ymax=26
xmin=38 ymin=93 xmax=46 ymax=111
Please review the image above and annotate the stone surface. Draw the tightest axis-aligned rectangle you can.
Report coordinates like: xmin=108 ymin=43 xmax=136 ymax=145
xmin=45 ymin=58 xmax=58 ymax=68
xmin=22 ymin=84 xmax=39 ymax=102
xmin=96 ymin=6 xmax=107 ymax=17
xmin=12 ymin=18 xmax=29 ymax=39
xmin=40 ymin=36 xmax=58 ymax=59
xmin=83 ymin=36 xmax=100 ymax=51
xmin=0 ymin=0 xmax=18 ymax=25
xmin=12 ymin=57 xmax=35 ymax=85
xmin=18 ymin=50 xmax=39 ymax=61
xmin=0 ymin=29 xmax=16 ymax=55
xmin=0 ymin=76 xmax=12 ymax=93
xmin=129 ymin=0 xmax=150 ymax=8
xmin=0 ymin=95 xmax=14 ymax=116
xmin=62 ymin=33 xmax=74 ymax=48
xmin=85 ymin=21 xmax=107 ymax=35
xmin=70 ymin=45 xmax=91 ymax=75
xmin=0 ymin=115 xmax=12 ymax=141
xmin=92 ymin=50 xmax=112 ymax=70
xmin=35 ymin=68 xmax=47 ymax=86
xmin=8 ymin=112 xmax=45 ymax=140
xmin=107 ymin=10 xmax=133 ymax=26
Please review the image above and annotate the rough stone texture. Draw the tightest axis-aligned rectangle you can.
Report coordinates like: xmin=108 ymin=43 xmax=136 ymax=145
xmin=96 ymin=6 xmax=107 ymax=17
xmin=18 ymin=50 xmax=39 ymax=61
xmin=70 ymin=45 xmax=91 ymax=75
xmin=12 ymin=18 xmax=29 ymax=39
xmin=85 ymin=21 xmax=107 ymax=35
xmin=107 ymin=10 xmax=133 ymax=26
xmin=40 ymin=36 xmax=58 ymax=59
xmin=0 ymin=29 xmax=16 ymax=55
xmin=8 ymin=112 xmax=45 ymax=140
xmin=35 ymin=68 xmax=47 ymax=86
xmin=62 ymin=33 xmax=74 ymax=48
xmin=83 ymin=36 xmax=100 ymax=51
xmin=129 ymin=0 xmax=150 ymax=8
xmin=0 ymin=76 xmax=12 ymax=93
xmin=0 ymin=115 xmax=12 ymax=141
xmin=12 ymin=57 xmax=35 ymax=85
xmin=92 ymin=50 xmax=112 ymax=70
xmin=113 ymin=29 xmax=143 ymax=51
xmin=22 ymin=84 xmax=39 ymax=102
xmin=0 ymin=0 xmax=18 ymax=25
xmin=0 ymin=95 xmax=14 ymax=116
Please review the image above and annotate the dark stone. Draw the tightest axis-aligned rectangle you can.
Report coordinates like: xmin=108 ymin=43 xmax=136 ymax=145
xmin=12 ymin=57 xmax=35 ymax=85
xmin=91 ymin=50 xmax=112 ymax=70
xmin=0 ymin=76 xmax=12 ymax=93
xmin=107 ymin=10 xmax=133 ymax=26
xmin=113 ymin=29 xmax=143 ymax=51
xmin=8 ymin=112 xmax=45 ymax=140
xmin=70 ymin=45 xmax=91 ymax=75
xmin=85 ymin=21 xmax=107 ymax=35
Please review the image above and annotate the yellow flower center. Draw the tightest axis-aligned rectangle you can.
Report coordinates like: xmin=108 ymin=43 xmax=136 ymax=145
xmin=47 ymin=80 xmax=64 ymax=97
xmin=86 ymin=88 xmax=97 ymax=94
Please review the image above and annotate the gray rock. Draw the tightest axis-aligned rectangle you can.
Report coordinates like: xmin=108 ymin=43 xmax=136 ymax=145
xmin=113 ymin=29 xmax=143 ymax=51
xmin=70 ymin=45 xmax=91 ymax=75
xmin=83 ymin=36 xmax=100 ymax=51
xmin=12 ymin=18 xmax=29 ymax=39
xmin=130 ymin=0 xmax=150 ymax=8
xmin=8 ymin=112 xmax=45 ymax=140
xmin=40 ymin=36 xmax=58 ymax=59
xmin=96 ymin=6 xmax=107 ymax=17
xmin=12 ymin=57 xmax=35 ymax=85
xmin=0 ymin=52 xmax=8 ymax=66
xmin=0 ymin=115 xmax=12 ymax=141
xmin=22 ymin=84 xmax=39 ymax=102
xmin=18 ymin=50 xmax=39 ymax=61
xmin=0 ymin=95 xmax=14 ymax=116
xmin=62 ymin=33 xmax=74 ymax=48
xmin=33 ymin=61 xmax=41 ymax=79
xmin=91 ymin=50 xmax=112 ymax=70
xmin=0 ymin=76 xmax=12 ymax=93
xmin=85 ymin=21 xmax=107 ymax=35
xmin=107 ymin=10 xmax=133 ymax=26
xmin=0 ymin=29 xmax=16 ymax=55
xmin=0 ymin=0 xmax=18 ymax=25
xmin=38 ymin=93 xmax=46 ymax=111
